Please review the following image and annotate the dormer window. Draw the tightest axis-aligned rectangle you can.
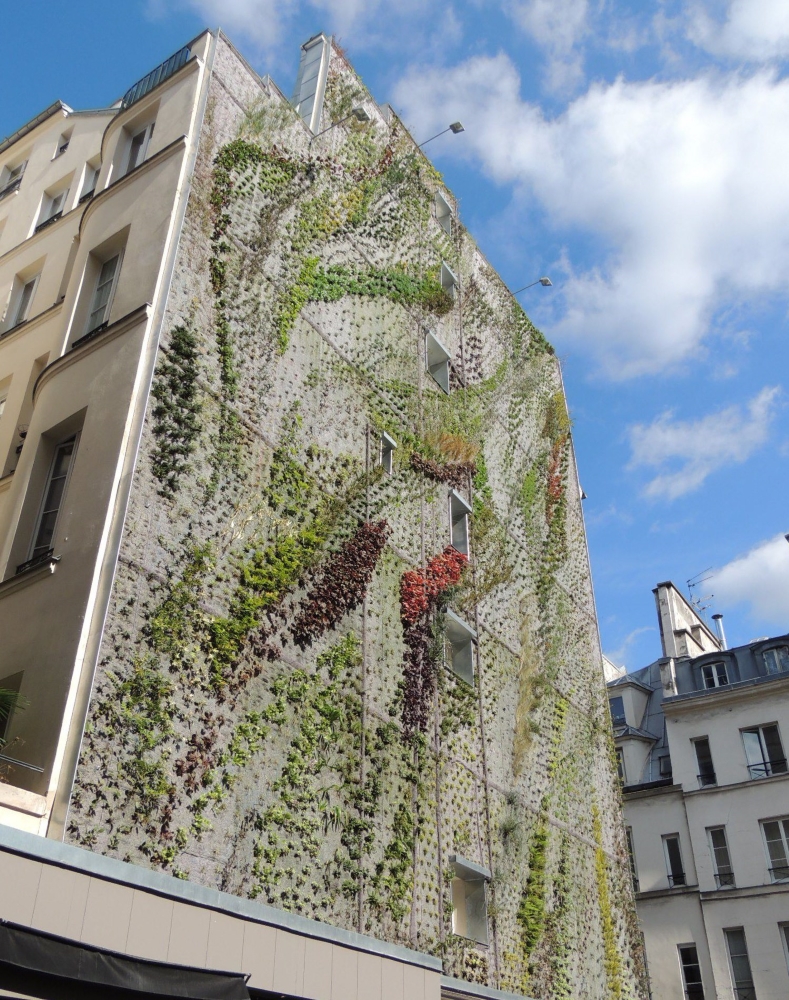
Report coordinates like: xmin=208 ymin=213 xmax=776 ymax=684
xmin=440 ymin=261 xmax=458 ymax=301
xmin=445 ymin=610 xmax=476 ymax=685
xmin=435 ymin=190 xmax=453 ymax=235
xmin=426 ymin=331 xmax=450 ymax=394
xmin=449 ymin=855 xmax=490 ymax=945
xmin=609 ymin=695 xmax=625 ymax=725
xmin=380 ymin=432 xmax=397 ymax=475
xmin=702 ymin=661 xmax=728 ymax=689
xmin=449 ymin=489 xmax=471 ymax=556
xmin=763 ymin=646 xmax=789 ymax=675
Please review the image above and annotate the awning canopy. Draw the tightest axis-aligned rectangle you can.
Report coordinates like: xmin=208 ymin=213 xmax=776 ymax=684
xmin=0 ymin=920 xmax=250 ymax=1000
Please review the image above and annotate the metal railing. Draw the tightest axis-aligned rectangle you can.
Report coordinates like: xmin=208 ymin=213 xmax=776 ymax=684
xmin=16 ymin=548 xmax=54 ymax=575
xmin=121 ymin=46 xmax=191 ymax=110
xmin=733 ymin=986 xmax=756 ymax=1000
xmin=668 ymin=872 xmax=687 ymax=888
xmin=714 ymin=871 xmax=735 ymax=888
xmin=697 ymin=771 xmax=717 ymax=787
xmin=0 ymin=176 xmax=22 ymax=201
xmin=747 ymin=758 xmax=787 ymax=778
xmin=769 ymin=865 xmax=789 ymax=882
xmin=0 ymin=752 xmax=44 ymax=774
xmin=34 ymin=210 xmax=62 ymax=234
xmin=684 ymin=987 xmax=704 ymax=999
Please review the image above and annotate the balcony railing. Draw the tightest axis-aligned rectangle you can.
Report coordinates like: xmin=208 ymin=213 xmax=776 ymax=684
xmin=697 ymin=771 xmax=717 ymax=787
xmin=0 ymin=176 xmax=22 ymax=202
xmin=684 ymin=987 xmax=704 ymax=999
xmin=78 ymin=188 xmax=95 ymax=204
xmin=668 ymin=872 xmax=687 ymax=888
xmin=121 ymin=46 xmax=191 ymax=110
xmin=34 ymin=211 xmax=62 ymax=234
xmin=769 ymin=865 xmax=789 ymax=882
xmin=16 ymin=548 xmax=54 ymax=575
xmin=733 ymin=986 xmax=756 ymax=1000
xmin=748 ymin=758 xmax=788 ymax=779
xmin=714 ymin=871 xmax=735 ymax=888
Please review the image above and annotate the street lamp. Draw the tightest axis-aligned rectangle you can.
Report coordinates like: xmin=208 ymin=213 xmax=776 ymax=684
xmin=309 ymin=107 xmax=371 ymax=148
xmin=418 ymin=122 xmax=465 ymax=149
xmin=512 ymin=277 xmax=552 ymax=295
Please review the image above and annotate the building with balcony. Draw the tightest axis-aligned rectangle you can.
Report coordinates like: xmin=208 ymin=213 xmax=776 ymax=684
xmin=0 ymin=28 xmax=646 ymax=999
xmin=609 ymin=581 xmax=789 ymax=1000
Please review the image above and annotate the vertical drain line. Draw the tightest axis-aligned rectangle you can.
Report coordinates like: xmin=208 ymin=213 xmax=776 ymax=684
xmin=358 ymin=423 xmax=371 ymax=933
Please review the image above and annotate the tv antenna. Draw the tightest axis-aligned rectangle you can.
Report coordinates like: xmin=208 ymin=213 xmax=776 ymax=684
xmin=687 ymin=568 xmax=714 ymax=615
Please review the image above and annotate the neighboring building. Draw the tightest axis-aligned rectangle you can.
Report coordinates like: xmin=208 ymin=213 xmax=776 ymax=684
xmin=0 ymin=30 xmax=647 ymax=999
xmin=609 ymin=581 xmax=789 ymax=1000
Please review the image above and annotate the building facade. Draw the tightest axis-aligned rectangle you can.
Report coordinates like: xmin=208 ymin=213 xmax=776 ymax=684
xmin=609 ymin=582 xmax=789 ymax=1000
xmin=0 ymin=30 xmax=646 ymax=999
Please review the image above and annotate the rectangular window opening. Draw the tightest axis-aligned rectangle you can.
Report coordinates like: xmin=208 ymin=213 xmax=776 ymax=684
xmin=616 ymin=747 xmax=626 ymax=784
xmin=659 ymin=755 xmax=673 ymax=778
xmin=626 ymin=827 xmax=638 ymax=890
xmin=380 ymin=432 xmax=397 ymax=476
xmin=445 ymin=610 xmax=476 ymax=686
xmin=678 ymin=944 xmax=704 ymax=999
xmin=0 ymin=160 xmax=26 ymax=200
xmin=761 ymin=817 xmax=789 ymax=883
xmin=79 ymin=162 xmax=100 ymax=203
xmin=450 ymin=855 xmax=490 ymax=946
xmin=663 ymin=834 xmax=686 ymax=887
xmin=449 ymin=489 xmax=471 ymax=557
xmin=708 ymin=827 xmax=735 ymax=888
xmin=35 ymin=186 xmax=69 ymax=232
xmin=763 ymin=646 xmax=789 ymax=675
xmin=435 ymin=190 xmax=453 ymax=235
xmin=126 ymin=121 xmax=155 ymax=175
xmin=25 ymin=435 xmax=78 ymax=570
xmin=86 ymin=252 xmax=122 ymax=335
xmin=440 ymin=261 xmax=458 ymax=301
xmin=725 ymin=928 xmax=756 ymax=1000
xmin=54 ymin=130 xmax=72 ymax=158
xmin=702 ymin=661 xmax=728 ymax=688
xmin=694 ymin=737 xmax=716 ymax=787
xmin=426 ymin=330 xmax=451 ymax=394
xmin=7 ymin=274 xmax=39 ymax=330
xmin=609 ymin=695 xmax=625 ymax=725
xmin=742 ymin=724 xmax=786 ymax=779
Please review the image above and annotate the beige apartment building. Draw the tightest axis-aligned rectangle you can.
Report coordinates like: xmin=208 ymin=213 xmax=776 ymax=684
xmin=608 ymin=582 xmax=789 ymax=1000
xmin=0 ymin=28 xmax=646 ymax=999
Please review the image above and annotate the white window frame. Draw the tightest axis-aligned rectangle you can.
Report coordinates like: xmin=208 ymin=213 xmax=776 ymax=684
xmin=663 ymin=833 xmax=686 ymax=887
xmin=763 ymin=646 xmax=789 ymax=675
xmin=693 ymin=737 xmax=717 ymax=787
xmin=707 ymin=826 xmax=734 ymax=889
xmin=435 ymin=190 xmax=453 ymax=235
xmin=426 ymin=330 xmax=451 ymax=394
xmin=724 ymin=927 xmax=755 ymax=999
xmin=449 ymin=488 xmax=471 ymax=556
xmin=125 ymin=121 xmax=155 ymax=175
xmin=79 ymin=162 xmax=100 ymax=202
xmin=760 ymin=816 xmax=789 ymax=883
xmin=36 ymin=186 xmax=69 ymax=230
xmin=677 ymin=943 xmax=704 ymax=999
xmin=445 ymin=609 xmax=476 ymax=685
xmin=5 ymin=273 xmax=40 ymax=331
xmin=742 ymin=723 xmax=787 ymax=779
xmin=701 ymin=661 xmax=728 ymax=688
xmin=85 ymin=250 xmax=123 ymax=334
xmin=28 ymin=434 xmax=79 ymax=564
xmin=0 ymin=160 xmax=26 ymax=198
xmin=380 ymin=431 xmax=397 ymax=475
xmin=54 ymin=131 xmax=71 ymax=159
xmin=440 ymin=261 xmax=458 ymax=301
xmin=449 ymin=854 xmax=490 ymax=945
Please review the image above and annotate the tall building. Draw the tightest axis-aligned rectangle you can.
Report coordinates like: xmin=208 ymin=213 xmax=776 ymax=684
xmin=0 ymin=29 xmax=646 ymax=999
xmin=609 ymin=581 xmax=789 ymax=1000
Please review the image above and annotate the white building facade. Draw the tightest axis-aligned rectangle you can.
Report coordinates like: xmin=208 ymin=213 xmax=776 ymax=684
xmin=610 ymin=582 xmax=789 ymax=1000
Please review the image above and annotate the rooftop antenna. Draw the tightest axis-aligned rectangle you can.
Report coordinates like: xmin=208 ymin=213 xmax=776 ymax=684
xmin=687 ymin=568 xmax=714 ymax=616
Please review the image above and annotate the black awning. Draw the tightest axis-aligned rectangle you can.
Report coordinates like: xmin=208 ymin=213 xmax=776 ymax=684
xmin=0 ymin=920 xmax=250 ymax=1000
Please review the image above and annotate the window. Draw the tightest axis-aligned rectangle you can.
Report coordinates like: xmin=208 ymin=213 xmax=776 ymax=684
xmin=79 ymin=163 xmax=100 ymax=202
xmin=0 ymin=394 xmax=6 ymax=422
xmin=445 ymin=610 xmax=476 ymax=685
xmin=702 ymin=661 xmax=728 ymax=688
xmin=678 ymin=944 xmax=704 ymax=999
xmin=780 ymin=923 xmax=789 ymax=975
xmin=742 ymin=724 xmax=786 ymax=778
xmin=449 ymin=489 xmax=471 ymax=556
xmin=626 ymin=827 xmax=638 ymax=890
xmin=659 ymin=755 xmax=673 ymax=778
xmin=708 ymin=827 xmax=735 ymax=888
xmin=380 ymin=432 xmax=396 ymax=475
xmin=86 ymin=252 xmax=122 ymax=334
xmin=440 ymin=261 xmax=458 ymax=301
xmin=694 ymin=737 xmax=716 ymax=787
xmin=0 ymin=672 xmax=23 ymax=744
xmin=760 ymin=818 xmax=789 ymax=882
xmin=126 ymin=121 xmax=155 ymax=174
xmin=609 ymin=696 xmax=625 ymax=725
xmin=724 ymin=928 xmax=756 ymax=1000
xmin=616 ymin=747 xmax=626 ymax=783
xmin=449 ymin=855 xmax=489 ymax=945
xmin=54 ymin=131 xmax=71 ymax=158
xmin=35 ymin=187 xmax=69 ymax=231
xmin=435 ymin=190 xmax=453 ymax=235
xmin=763 ymin=646 xmax=789 ymax=675
xmin=28 ymin=436 xmax=77 ymax=566
xmin=663 ymin=834 xmax=686 ymax=887
xmin=426 ymin=331 xmax=451 ymax=393
xmin=0 ymin=160 xmax=26 ymax=199
xmin=6 ymin=274 xmax=38 ymax=330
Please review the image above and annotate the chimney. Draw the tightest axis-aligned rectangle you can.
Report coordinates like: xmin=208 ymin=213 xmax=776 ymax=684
xmin=712 ymin=613 xmax=727 ymax=650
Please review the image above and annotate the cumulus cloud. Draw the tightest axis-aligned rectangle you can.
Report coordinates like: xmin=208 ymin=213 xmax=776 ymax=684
xmin=712 ymin=533 xmax=789 ymax=627
xmin=605 ymin=626 xmax=655 ymax=671
xmin=506 ymin=0 xmax=589 ymax=92
xmin=627 ymin=386 xmax=780 ymax=499
xmin=393 ymin=57 xmax=789 ymax=376
xmin=687 ymin=0 xmax=789 ymax=61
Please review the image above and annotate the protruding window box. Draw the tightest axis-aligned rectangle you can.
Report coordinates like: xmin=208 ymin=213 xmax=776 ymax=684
xmin=449 ymin=488 xmax=471 ymax=556
xmin=380 ymin=431 xmax=397 ymax=475
xmin=445 ymin=609 xmax=476 ymax=685
xmin=440 ymin=261 xmax=458 ymax=301
xmin=435 ymin=190 xmax=453 ymax=235
xmin=426 ymin=331 xmax=450 ymax=394
xmin=449 ymin=854 xmax=490 ymax=946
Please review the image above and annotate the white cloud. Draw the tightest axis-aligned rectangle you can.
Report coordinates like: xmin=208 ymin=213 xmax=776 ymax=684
xmin=392 ymin=57 xmax=789 ymax=376
xmin=627 ymin=386 xmax=780 ymax=499
xmin=605 ymin=626 xmax=655 ymax=670
xmin=687 ymin=0 xmax=789 ymax=61
xmin=506 ymin=0 xmax=589 ymax=92
xmin=712 ymin=533 xmax=789 ymax=627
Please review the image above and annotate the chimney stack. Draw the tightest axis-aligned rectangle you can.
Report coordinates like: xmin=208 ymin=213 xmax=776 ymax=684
xmin=712 ymin=613 xmax=727 ymax=650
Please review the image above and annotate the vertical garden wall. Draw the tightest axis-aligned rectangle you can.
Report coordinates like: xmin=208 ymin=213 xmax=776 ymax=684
xmin=66 ymin=35 xmax=648 ymax=1000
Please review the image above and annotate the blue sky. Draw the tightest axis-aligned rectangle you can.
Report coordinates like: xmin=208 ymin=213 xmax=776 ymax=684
xmin=3 ymin=0 xmax=788 ymax=670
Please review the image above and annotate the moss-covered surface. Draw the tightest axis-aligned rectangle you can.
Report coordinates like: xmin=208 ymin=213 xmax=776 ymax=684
xmin=67 ymin=36 xmax=647 ymax=1000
